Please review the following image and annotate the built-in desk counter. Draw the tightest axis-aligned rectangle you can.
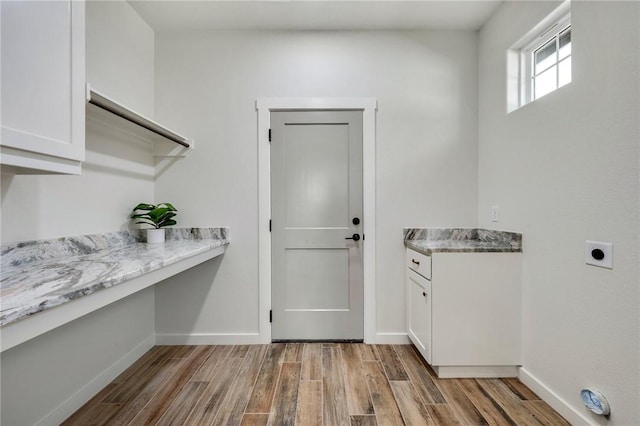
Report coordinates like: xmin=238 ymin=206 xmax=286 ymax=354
xmin=0 ymin=228 xmax=229 ymax=352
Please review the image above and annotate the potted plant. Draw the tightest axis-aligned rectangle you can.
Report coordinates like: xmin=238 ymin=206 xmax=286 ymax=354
xmin=130 ymin=202 xmax=178 ymax=243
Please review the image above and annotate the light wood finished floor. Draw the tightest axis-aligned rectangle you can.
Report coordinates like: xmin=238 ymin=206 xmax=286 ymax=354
xmin=63 ymin=344 xmax=570 ymax=425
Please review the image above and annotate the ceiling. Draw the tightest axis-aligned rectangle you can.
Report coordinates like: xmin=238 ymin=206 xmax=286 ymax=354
xmin=127 ymin=0 xmax=503 ymax=32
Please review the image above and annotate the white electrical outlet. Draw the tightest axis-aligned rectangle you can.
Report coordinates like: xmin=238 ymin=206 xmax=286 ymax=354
xmin=585 ymin=241 xmax=613 ymax=269
xmin=491 ymin=205 xmax=500 ymax=222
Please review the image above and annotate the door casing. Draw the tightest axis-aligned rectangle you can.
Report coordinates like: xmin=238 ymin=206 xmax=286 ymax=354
xmin=256 ymin=98 xmax=377 ymax=344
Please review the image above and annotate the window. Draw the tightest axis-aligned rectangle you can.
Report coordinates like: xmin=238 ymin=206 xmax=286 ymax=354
xmin=507 ymin=1 xmax=572 ymax=112
xmin=528 ymin=22 xmax=572 ymax=101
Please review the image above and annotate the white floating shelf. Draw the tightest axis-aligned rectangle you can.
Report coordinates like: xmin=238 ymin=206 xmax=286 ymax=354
xmin=86 ymin=84 xmax=194 ymax=156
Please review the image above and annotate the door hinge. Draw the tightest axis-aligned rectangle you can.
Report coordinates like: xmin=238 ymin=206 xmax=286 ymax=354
xmin=269 ymin=219 xmax=272 ymax=232
xmin=269 ymin=309 xmax=273 ymax=323
xmin=268 ymin=128 xmax=271 ymax=142
xmin=363 ymin=234 xmax=365 ymax=241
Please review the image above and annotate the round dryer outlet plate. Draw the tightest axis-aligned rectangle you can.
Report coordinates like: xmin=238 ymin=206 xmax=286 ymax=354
xmin=580 ymin=388 xmax=610 ymax=416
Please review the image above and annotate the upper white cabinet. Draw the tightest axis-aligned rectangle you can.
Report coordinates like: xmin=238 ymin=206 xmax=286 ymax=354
xmin=1 ymin=0 xmax=85 ymax=174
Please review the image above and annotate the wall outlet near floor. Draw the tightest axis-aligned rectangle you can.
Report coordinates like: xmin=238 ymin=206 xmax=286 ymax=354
xmin=585 ymin=241 xmax=613 ymax=269
xmin=491 ymin=205 xmax=500 ymax=222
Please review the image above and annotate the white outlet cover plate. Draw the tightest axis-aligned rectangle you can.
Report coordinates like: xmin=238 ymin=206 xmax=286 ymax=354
xmin=585 ymin=241 xmax=613 ymax=269
xmin=491 ymin=205 xmax=499 ymax=222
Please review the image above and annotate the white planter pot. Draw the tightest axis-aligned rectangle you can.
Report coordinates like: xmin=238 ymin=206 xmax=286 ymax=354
xmin=146 ymin=228 xmax=165 ymax=244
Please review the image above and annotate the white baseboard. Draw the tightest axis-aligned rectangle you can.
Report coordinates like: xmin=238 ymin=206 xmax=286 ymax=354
xmin=518 ymin=367 xmax=594 ymax=425
xmin=157 ymin=332 xmax=408 ymax=345
xmin=155 ymin=333 xmax=262 ymax=345
xmin=36 ymin=335 xmax=156 ymax=426
xmin=370 ymin=332 xmax=411 ymax=345
xmin=434 ymin=365 xmax=518 ymax=379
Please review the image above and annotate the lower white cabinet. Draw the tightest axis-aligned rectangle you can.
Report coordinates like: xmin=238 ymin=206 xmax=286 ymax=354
xmin=406 ymin=248 xmax=522 ymax=378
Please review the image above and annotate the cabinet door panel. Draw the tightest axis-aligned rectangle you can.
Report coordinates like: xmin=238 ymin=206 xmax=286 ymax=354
xmin=407 ymin=270 xmax=431 ymax=364
xmin=431 ymin=253 xmax=521 ymax=366
xmin=1 ymin=0 xmax=85 ymax=170
xmin=3 ymin=1 xmax=71 ymax=143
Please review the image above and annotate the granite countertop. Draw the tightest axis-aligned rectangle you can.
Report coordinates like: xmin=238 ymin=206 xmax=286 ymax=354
xmin=0 ymin=228 xmax=229 ymax=327
xmin=404 ymin=228 xmax=522 ymax=255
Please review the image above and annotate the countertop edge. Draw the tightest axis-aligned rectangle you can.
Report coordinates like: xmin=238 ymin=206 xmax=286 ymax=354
xmin=405 ymin=241 xmax=523 ymax=256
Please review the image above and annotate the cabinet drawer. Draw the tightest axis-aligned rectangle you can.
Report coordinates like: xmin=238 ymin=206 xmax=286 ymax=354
xmin=406 ymin=249 xmax=431 ymax=279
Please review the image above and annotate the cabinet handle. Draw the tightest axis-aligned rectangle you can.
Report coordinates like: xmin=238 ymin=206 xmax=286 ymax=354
xmin=412 ymin=259 xmax=420 ymax=266
xmin=422 ymin=292 xmax=427 ymax=298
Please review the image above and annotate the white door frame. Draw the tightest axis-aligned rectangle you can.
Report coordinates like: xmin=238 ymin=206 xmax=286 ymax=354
xmin=256 ymin=98 xmax=377 ymax=344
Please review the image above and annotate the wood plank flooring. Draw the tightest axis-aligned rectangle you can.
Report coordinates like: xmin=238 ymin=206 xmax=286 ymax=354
xmin=63 ymin=344 xmax=570 ymax=426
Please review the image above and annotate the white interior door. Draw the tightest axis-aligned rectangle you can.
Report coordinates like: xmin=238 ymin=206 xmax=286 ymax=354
xmin=271 ymin=110 xmax=363 ymax=341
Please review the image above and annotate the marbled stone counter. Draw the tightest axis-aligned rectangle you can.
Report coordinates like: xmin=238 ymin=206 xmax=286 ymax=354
xmin=0 ymin=228 xmax=229 ymax=327
xmin=404 ymin=228 xmax=522 ymax=256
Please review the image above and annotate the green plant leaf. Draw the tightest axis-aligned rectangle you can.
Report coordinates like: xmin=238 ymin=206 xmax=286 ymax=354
xmin=132 ymin=203 xmax=155 ymax=212
xmin=131 ymin=213 xmax=152 ymax=219
xmin=135 ymin=219 xmax=157 ymax=228
xmin=130 ymin=202 xmax=177 ymax=228
xmin=148 ymin=207 xmax=170 ymax=220
xmin=159 ymin=202 xmax=177 ymax=211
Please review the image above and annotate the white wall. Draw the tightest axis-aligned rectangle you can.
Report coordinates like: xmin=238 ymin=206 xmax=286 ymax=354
xmin=478 ymin=1 xmax=639 ymax=424
xmin=0 ymin=289 xmax=155 ymax=426
xmin=0 ymin=2 xmax=158 ymax=424
xmin=153 ymin=30 xmax=479 ymax=341
xmin=86 ymin=1 xmax=154 ymax=118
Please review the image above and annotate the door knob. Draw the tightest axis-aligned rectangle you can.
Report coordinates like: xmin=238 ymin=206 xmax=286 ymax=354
xmin=345 ymin=233 xmax=361 ymax=241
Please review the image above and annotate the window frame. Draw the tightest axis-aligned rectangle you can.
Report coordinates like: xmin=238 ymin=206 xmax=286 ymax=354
xmin=520 ymin=13 xmax=572 ymax=104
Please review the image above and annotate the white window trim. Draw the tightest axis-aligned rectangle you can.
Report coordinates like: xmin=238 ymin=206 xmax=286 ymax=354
xmin=521 ymin=14 xmax=571 ymax=104
xmin=507 ymin=0 xmax=571 ymax=112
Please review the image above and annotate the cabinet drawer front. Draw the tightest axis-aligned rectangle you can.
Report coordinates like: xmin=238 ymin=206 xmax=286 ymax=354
xmin=406 ymin=249 xmax=431 ymax=279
